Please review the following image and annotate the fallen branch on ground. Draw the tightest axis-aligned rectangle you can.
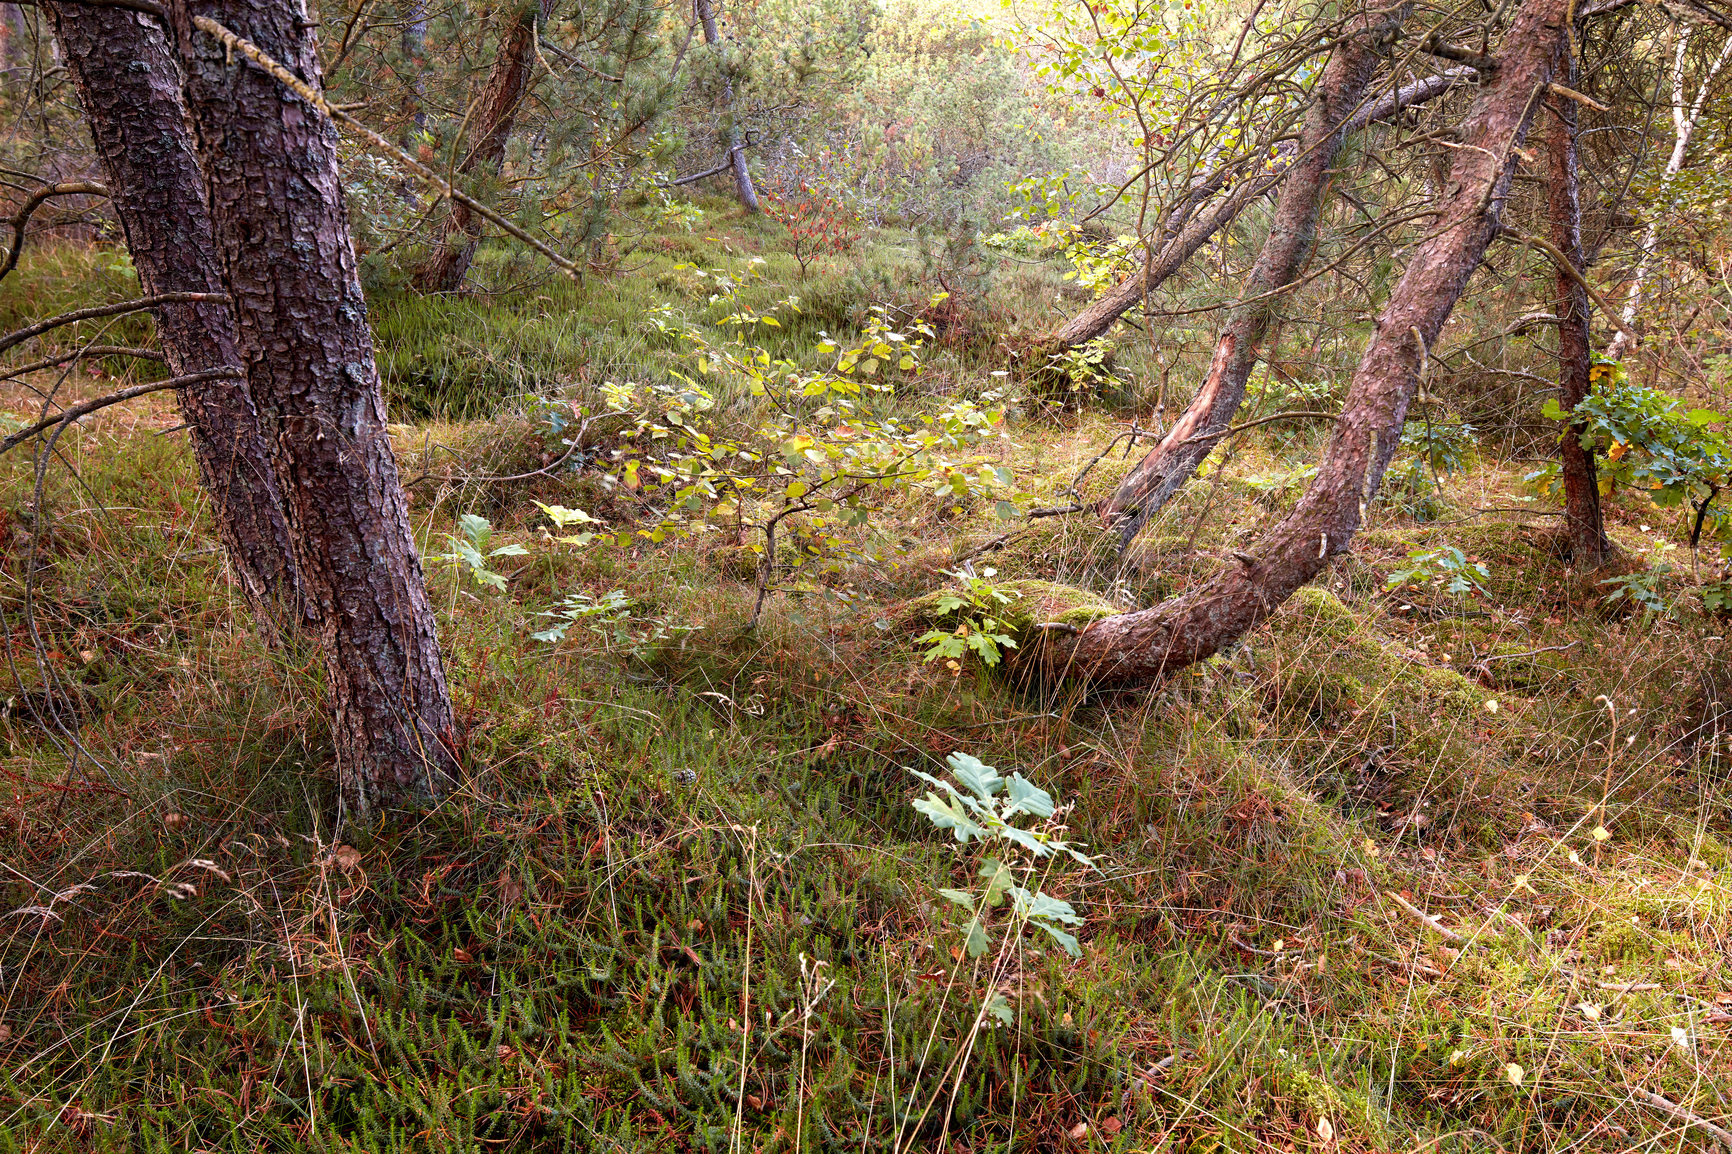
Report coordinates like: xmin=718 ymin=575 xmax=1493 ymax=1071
xmin=1384 ymin=890 xmax=1466 ymax=943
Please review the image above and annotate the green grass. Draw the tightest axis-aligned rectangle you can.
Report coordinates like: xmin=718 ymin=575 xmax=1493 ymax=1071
xmin=3 ymin=225 xmax=1731 ymax=1153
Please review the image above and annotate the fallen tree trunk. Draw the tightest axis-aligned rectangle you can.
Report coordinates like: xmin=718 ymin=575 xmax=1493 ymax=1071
xmin=1037 ymin=0 xmax=1572 ymax=686
xmin=1042 ymin=67 xmax=1474 ymax=354
xmin=1098 ymin=5 xmax=1413 ymax=542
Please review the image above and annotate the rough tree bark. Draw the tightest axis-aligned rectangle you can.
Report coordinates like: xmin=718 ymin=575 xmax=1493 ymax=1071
xmin=46 ymin=0 xmax=302 ymax=626
xmin=166 ymin=0 xmax=460 ymax=811
xmin=1042 ymin=67 xmax=1474 ymax=354
xmin=1545 ymin=54 xmax=1611 ymax=567
xmin=1037 ymin=0 xmax=1573 ymax=686
xmin=413 ymin=0 xmax=556 ymax=294
xmin=694 ymin=0 xmax=759 ymax=212
xmin=1098 ymin=5 xmax=1412 ymax=542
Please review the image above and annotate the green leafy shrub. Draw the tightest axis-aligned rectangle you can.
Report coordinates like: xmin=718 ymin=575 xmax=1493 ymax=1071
xmin=1539 ymin=363 xmax=1732 ymax=544
xmin=911 ymin=751 xmax=1092 ymax=963
xmin=915 ymin=568 xmax=1022 ymax=669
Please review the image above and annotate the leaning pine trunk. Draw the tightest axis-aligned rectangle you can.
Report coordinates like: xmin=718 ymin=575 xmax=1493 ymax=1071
xmin=1040 ymin=68 xmax=1474 ymax=354
xmin=695 ymin=0 xmax=759 ymax=212
xmin=168 ymin=0 xmax=460 ymax=811
xmin=1038 ymin=0 xmax=1573 ymax=686
xmin=47 ymin=0 xmax=303 ymax=629
xmin=1098 ymin=4 xmax=1412 ymax=542
xmin=413 ymin=0 xmax=555 ymax=294
xmin=1545 ymin=52 xmax=1610 ymax=568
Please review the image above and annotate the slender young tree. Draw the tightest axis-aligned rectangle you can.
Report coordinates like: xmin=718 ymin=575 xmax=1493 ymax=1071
xmin=413 ymin=0 xmax=558 ymax=293
xmin=165 ymin=0 xmax=460 ymax=811
xmin=694 ymin=0 xmax=759 ymax=211
xmin=1098 ymin=5 xmax=1412 ymax=543
xmin=1607 ymin=23 xmax=1731 ymax=359
xmin=1545 ymin=58 xmax=1612 ymax=567
xmin=1038 ymin=0 xmax=1575 ymax=686
xmin=46 ymin=0 xmax=303 ymax=627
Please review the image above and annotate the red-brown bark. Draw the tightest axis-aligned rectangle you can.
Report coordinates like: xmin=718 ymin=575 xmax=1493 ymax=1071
xmin=1098 ymin=6 xmax=1411 ymax=542
xmin=167 ymin=0 xmax=460 ymax=810
xmin=1546 ymin=55 xmax=1610 ymax=567
xmin=1038 ymin=0 xmax=1574 ymax=686
xmin=46 ymin=0 xmax=302 ymax=627
xmin=414 ymin=0 xmax=556 ymax=293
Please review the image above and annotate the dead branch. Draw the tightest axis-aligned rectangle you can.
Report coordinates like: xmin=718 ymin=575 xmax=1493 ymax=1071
xmin=0 ymin=366 xmax=244 ymax=455
xmin=0 ymin=181 xmax=108 ymax=283
xmin=0 ymin=292 xmax=227 ymax=358
xmin=1629 ymin=1090 xmax=1732 ymax=1153
xmin=1 ymin=346 xmax=165 ymax=380
xmin=191 ymin=15 xmax=583 ymax=279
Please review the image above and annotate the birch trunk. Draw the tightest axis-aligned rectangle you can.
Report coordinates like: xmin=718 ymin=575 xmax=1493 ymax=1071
xmin=1607 ymin=27 xmax=1732 ymax=359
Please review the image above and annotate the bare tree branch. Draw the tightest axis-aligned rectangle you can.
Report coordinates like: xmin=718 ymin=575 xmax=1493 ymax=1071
xmin=0 ymin=292 xmax=227 ymax=357
xmin=0 ymin=181 xmax=108 ymax=284
xmin=0 ymin=366 xmax=244 ymax=455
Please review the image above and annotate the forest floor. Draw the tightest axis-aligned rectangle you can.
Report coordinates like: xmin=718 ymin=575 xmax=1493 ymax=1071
xmin=1 ymin=216 xmax=1729 ymax=1153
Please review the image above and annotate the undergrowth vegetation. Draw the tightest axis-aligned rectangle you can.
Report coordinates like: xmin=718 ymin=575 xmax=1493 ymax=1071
xmin=3 ymin=227 xmax=1730 ymax=1153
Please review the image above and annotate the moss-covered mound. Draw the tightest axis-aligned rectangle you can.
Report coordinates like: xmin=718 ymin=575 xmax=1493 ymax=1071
xmin=904 ymin=577 xmax=1120 ymax=651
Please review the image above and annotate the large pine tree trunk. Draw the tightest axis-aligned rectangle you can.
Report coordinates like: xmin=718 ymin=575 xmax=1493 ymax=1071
xmin=1545 ymin=55 xmax=1610 ymax=568
xmin=166 ymin=0 xmax=459 ymax=811
xmin=694 ymin=0 xmax=759 ymax=212
xmin=1038 ymin=0 xmax=1573 ymax=686
xmin=1041 ymin=67 xmax=1473 ymax=354
xmin=1098 ymin=6 xmax=1411 ymax=542
xmin=46 ymin=0 xmax=302 ymax=628
xmin=413 ymin=0 xmax=555 ymax=294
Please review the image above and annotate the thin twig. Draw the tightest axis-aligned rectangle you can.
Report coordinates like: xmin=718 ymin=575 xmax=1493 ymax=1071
xmin=0 ymin=292 xmax=226 ymax=358
xmin=1629 ymin=1089 xmax=1732 ymax=1153
xmin=1171 ymin=409 xmax=1339 ymax=449
xmin=0 ymin=367 xmax=244 ymax=455
xmin=1480 ymin=640 xmax=1580 ymax=663
xmin=1384 ymin=890 xmax=1466 ymax=943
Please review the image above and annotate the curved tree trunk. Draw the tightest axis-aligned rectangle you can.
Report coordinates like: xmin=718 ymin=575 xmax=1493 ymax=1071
xmin=1038 ymin=0 xmax=1572 ymax=687
xmin=1546 ymin=53 xmax=1611 ymax=568
xmin=413 ymin=0 xmax=555 ymax=294
xmin=47 ymin=0 xmax=302 ymax=629
xmin=1042 ymin=67 xmax=1474 ymax=353
xmin=695 ymin=0 xmax=759 ymax=211
xmin=167 ymin=0 xmax=460 ymax=812
xmin=1098 ymin=5 xmax=1412 ymax=542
